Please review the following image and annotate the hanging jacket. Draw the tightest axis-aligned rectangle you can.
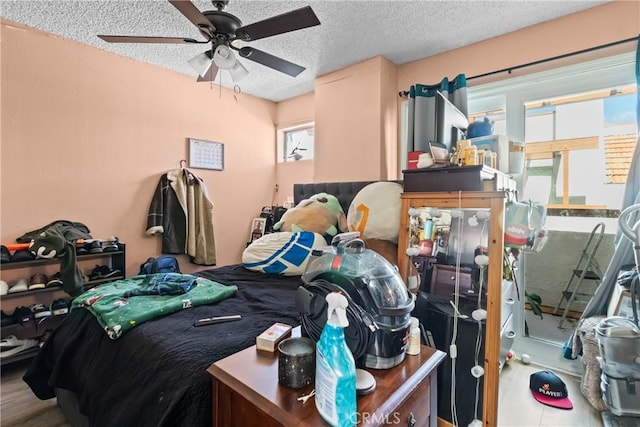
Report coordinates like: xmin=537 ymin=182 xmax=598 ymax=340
xmin=146 ymin=168 xmax=216 ymax=265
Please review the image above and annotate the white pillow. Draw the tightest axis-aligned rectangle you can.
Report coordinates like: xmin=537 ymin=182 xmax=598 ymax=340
xmin=347 ymin=182 xmax=403 ymax=242
xmin=242 ymin=231 xmax=326 ymax=275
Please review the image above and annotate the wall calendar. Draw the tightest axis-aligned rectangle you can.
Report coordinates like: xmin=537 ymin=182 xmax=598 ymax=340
xmin=188 ymin=138 xmax=224 ymax=170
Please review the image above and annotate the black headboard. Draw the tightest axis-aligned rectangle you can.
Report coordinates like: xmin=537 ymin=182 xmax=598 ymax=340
xmin=293 ymin=181 xmax=402 ymax=214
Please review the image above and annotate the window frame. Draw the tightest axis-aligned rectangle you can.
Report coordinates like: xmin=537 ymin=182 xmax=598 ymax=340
xmin=276 ymin=122 xmax=315 ymax=163
xmin=467 ymin=51 xmax=636 ymax=144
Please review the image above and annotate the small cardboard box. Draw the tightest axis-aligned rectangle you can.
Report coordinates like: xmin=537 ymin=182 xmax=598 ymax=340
xmin=256 ymin=322 xmax=292 ymax=352
xmin=608 ymin=284 xmax=640 ymax=319
xmin=611 ymin=289 xmax=640 ymax=320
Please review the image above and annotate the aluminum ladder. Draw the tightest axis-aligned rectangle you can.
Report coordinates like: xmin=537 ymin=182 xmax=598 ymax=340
xmin=554 ymin=222 xmax=605 ymax=328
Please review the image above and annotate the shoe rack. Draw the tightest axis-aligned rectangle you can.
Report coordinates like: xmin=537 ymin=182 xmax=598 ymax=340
xmin=0 ymin=243 xmax=126 ymax=365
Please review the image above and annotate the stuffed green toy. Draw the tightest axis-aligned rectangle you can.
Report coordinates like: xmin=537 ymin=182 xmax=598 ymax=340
xmin=273 ymin=193 xmax=347 ymax=237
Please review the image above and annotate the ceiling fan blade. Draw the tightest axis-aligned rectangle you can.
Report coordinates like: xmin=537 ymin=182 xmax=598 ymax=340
xmin=238 ymin=47 xmax=305 ymax=77
xmin=235 ymin=6 xmax=320 ymax=42
xmin=197 ymin=62 xmax=220 ymax=82
xmin=168 ymin=0 xmax=215 ymax=38
xmin=98 ymin=35 xmax=201 ymax=44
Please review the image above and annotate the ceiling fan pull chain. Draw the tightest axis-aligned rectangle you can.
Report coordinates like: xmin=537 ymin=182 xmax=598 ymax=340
xmin=233 ymin=84 xmax=241 ymax=105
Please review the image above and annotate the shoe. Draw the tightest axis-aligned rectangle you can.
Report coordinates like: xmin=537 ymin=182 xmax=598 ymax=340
xmin=101 ymin=237 xmax=119 ymax=252
xmin=0 ymin=336 xmax=39 ymax=359
xmin=76 ymin=241 xmax=89 ymax=255
xmin=89 ymin=265 xmax=121 ymax=281
xmin=10 ymin=249 xmax=35 ymax=262
xmin=1 ymin=310 xmax=15 ymax=327
xmin=0 ymin=280 xmax=7 ymax=295
xmin=1 ymin=245 xmax=10 ymax=263
xmin=8 ymin=278 xmax=29 ymax=293
xmin=13 ymin=306 xmax=34 ymax=325
xmin=86 ymin=240 xmax=103 ymax=254
xmin=46 ymin=272 xmax=63 ymax=288
xmin=29 ymin=273 xmax=48 ymax=290
xmin=30 ymin=303 xmax=52 ymax=319
xmin=50 ymin=299 xmax=70 ymax=316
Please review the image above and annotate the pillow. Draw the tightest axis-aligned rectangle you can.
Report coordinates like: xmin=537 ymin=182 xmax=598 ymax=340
xmin=242 ymin=231 xmax=326 ymax=275
xmin=347 ymin=182 xmax=403 ymax=242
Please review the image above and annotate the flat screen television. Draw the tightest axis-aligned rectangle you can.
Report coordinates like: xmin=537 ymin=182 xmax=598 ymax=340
xmin=429 ymin=90 xmax=469 ymax=164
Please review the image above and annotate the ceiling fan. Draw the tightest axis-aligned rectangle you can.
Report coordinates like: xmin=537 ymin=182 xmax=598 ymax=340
xmin=98 ymin=0 xmax=321 ymax=83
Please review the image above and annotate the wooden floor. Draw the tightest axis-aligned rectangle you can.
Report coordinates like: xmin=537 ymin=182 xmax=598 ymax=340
xmin=1 ymin=359 xmax=69 ymax=427
xmin=0 ymin=357 xmax=612 ymax=427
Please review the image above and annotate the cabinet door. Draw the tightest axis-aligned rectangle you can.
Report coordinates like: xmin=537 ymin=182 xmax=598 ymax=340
xmin=397 ymin=192 xmax=506 ymax=427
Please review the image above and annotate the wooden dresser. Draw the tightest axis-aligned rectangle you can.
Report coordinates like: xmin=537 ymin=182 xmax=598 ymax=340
xmin=207 ymin=338 xmax=446 ymax=427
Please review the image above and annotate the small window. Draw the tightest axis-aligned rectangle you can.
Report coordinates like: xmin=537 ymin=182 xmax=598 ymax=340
xmin=277 ymin=123 xmax=314 ymax=162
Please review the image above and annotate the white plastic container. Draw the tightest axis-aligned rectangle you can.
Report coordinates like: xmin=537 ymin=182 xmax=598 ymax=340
xmin=406 ymin=317 xmax=420 ymax=355
xmin=600 ymin=372 xmax=640 ymax=417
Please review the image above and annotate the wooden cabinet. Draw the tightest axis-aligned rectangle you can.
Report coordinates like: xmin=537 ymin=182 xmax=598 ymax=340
xmin=0 ymin=244 xmax=126 ymax=365
xmin=397 ymin=191 xmax=508 ymax=427
xmin=207 ymin=328 xmax=446 ymax=427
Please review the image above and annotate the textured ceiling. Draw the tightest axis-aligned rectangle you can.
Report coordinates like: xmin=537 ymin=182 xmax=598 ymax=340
xmin=1 ymin=0 xmax=609 ymax=102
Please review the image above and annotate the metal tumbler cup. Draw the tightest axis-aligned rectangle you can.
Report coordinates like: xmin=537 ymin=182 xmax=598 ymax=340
xmin=278 ymin=337 xmax=316 ymax=388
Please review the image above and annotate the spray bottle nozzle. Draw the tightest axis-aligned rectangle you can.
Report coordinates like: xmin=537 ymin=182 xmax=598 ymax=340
xmin=326 ymin=292 xmax=349 ymax=327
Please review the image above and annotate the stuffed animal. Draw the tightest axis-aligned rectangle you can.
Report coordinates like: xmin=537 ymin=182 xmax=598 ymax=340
xmin=346 ymin=183 xmax=421 ymax=290
xmin=347 ymin=182 xmax=402 ymax=242
xmin=273 ymin=193 xmax=347 ymax=237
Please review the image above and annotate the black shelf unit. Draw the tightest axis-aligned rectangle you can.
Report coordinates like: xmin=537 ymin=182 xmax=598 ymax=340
xmin=1 ymin=243 xmax=126 ymax=365
xmin=1 ymin=244 xmax=126 ymax=275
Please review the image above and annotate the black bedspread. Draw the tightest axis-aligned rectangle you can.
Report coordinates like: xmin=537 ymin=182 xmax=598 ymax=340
xmin=24 ymin=265 xmax=303 ymax=427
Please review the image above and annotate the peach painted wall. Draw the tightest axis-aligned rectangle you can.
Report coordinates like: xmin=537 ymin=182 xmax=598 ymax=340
xmin=398 ymin=1 xmax=640 ymax=96
xmin=275 ymin=92 xmax=315 ymax=205
xmin=380 ymin=58 xmax=399 ymax=179
xmin=2 ymin=1 xmax=638 ymax=280
xmin=314 ymin=56 xmax=398 ymax=182
xmin=0 ymin=21 xmax=277 ymax=277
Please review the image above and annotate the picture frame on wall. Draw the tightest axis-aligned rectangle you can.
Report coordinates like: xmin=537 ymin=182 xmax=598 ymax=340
xmin=249 ymin=218 xmax=267 ymax=242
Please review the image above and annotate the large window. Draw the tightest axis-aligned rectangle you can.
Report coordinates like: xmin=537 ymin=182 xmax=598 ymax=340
xmin=522 ymin=86 xmax=637 ymax=209
xmin=467 ymin=51 xmax=638 ymax=215
xmin=277 ymin=123 xmax=315 ymax=163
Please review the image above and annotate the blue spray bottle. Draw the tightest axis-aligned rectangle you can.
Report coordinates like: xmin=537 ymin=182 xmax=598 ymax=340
xmin=315 ymin=292 xmax=357 ymax=427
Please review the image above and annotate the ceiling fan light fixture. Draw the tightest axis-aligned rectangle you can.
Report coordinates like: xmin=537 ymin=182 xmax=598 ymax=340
xmin=188 ymin=50 xmax=213 ymax=77
xmin=229 ymin=60 xmax=249 ymax=82
xmin=213 ymin=45 xmax=236 ymax=70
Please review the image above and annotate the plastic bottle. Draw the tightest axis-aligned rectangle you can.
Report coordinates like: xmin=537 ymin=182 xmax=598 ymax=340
xmin=407 ymin=317 xmax=420 ymax=355
xmin=315 ymin=292 xmax=357 ymax=427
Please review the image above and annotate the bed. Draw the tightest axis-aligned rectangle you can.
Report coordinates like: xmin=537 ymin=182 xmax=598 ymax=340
xmin=23 ymin=181 xmax=386 ymax=427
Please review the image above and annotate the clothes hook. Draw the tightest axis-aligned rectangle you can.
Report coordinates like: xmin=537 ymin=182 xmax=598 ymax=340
xmin=180 ymin=159 xmax=187 ymax=169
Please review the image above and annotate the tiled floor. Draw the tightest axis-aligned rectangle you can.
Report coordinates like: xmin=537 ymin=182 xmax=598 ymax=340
xmin=498 ymin=361 xmax=603 ymax=427
xmin=525 ymin=310 xmax=578 ymax=344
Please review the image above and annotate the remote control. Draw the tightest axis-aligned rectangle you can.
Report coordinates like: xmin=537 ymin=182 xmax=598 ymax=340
xmin=194 ymin=315 xmax=242 ymax=327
